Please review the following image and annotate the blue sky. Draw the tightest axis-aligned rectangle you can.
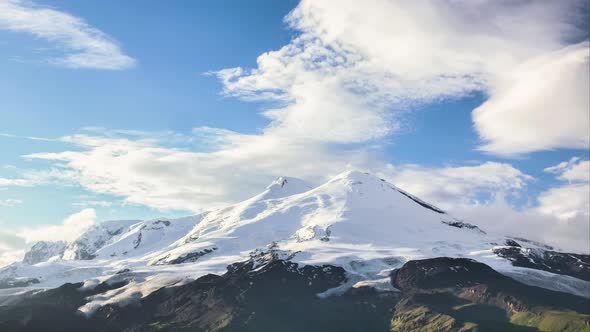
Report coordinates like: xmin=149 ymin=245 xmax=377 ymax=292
xmin=0 ymin=0 xmax=298 ymax=224
xmin=0 ymin=0 xmax=588 ymax=259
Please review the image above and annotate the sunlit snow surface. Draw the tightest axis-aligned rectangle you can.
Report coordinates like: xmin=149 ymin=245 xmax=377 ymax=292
xmin=1 ymin=172 xmax=588 ymax=314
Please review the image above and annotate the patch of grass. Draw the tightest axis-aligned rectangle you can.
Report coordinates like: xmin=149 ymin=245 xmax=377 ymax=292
xmin=402 ymin=292 xmax=538 ymax=331
xmin=511 ymin=309 xmax=590 ymax=332
xmin=391 ymin=305 xmax=457 ymax=332
xmin=458 ymin=322 xmax=480 ymax=331
xmin=148 ymin=321 xmax=180 ymax=330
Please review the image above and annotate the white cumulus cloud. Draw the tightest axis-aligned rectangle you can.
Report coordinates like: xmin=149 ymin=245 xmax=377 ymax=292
xmin=215 ymin=0 xmax=588 ymax=155
xmin=538 ymin=157 xmax=590 ymax=220
xmin=455 ymin=200 xmax=589 ymax=254
xmin=537 ymin=184 xmax=590 ymax=220
xmin=0 ymin=243 xmax=24 ymax=268
xmin=379 ymin=162 xmax=533 ymax=210
xmin=474 ymin=43 xmax=589 ymax=155
xmin=15 ymin=208 xmax=97 ymax=244
xmin=0 ymin=208 xmax=97 ymax=266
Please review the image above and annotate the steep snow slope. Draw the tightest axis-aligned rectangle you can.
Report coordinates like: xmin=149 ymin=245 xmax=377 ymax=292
xmin=93 ymin=216 xmax=202 ymax=260
xmin=157 ymin=171 xmax=488 ymax=268
xmin=257 ymin=176 xmax=313 ymax=200
xmin=1 ymin=171 xmax=588 ymax=314
xmin=62 ymin=220 xmax=141 ymax=260
xmin=22 ymin=241 xmax=66 ymax=265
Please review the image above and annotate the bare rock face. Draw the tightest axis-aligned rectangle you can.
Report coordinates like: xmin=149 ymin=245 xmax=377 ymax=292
xmin=22 ymin=241 xmax=66 ymax=265
xmin=392 ymin=257 xmax=505 ymax=291
xmin=493 ymin=242 xmax=590 ymax=281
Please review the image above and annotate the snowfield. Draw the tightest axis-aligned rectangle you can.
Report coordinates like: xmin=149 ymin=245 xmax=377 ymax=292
xmin=1 ymin=171 xmax=588 ymax=314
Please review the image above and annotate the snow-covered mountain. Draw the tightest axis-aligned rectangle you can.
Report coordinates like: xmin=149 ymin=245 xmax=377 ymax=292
xmin=1 ymin=171 xmax=588 ymax=315
xmin=61 ymin=219 xmax=140 ymax=260
xmin=22 ymin=241 xmax=66 ymax=265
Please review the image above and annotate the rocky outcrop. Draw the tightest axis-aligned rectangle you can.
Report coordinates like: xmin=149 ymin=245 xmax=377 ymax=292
xmin=61 ymin=220 xmax=137 ymax=260
xmin=22 ymin=241 xmax=66 ymax=265
xmin=493 ymin=243 xmax=590 ymax=281
xmin=390 ymin=257 xmax=590 ymax=332
xmin=392 ymin=257 xmax=505 ymax=291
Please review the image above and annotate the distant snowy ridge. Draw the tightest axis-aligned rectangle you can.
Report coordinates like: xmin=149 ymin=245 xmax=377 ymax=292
xmin=2 ymin=171 xmax=589 ymax=315
xmin=61 ymin=220 xmax=140 ymax=260
xmin=22 ymin=241 xmax=66 ymax=265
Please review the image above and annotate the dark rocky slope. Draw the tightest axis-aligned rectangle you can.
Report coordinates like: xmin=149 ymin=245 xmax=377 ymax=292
xmin=0 ymin=256 xmax=589 ymax=332
xmin=391 ymin=257 xmax=590 ymax=332
xmin=493 ymin=240 xmax=590 ymax=281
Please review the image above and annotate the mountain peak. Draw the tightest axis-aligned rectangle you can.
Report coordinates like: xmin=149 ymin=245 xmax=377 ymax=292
xmin=325 ymin=170 xmax=446 ymax=214
xmin=331 ymin=170 xmax=373 ymax=181
xmin=265 ymin=176 xmax=294 ymax=190
xmin=261 ymin=176 xmax=313 ymax=200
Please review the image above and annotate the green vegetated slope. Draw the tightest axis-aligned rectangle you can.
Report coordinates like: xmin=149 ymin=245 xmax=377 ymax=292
xmin=390 ymin=258 xmax=590 ymax=332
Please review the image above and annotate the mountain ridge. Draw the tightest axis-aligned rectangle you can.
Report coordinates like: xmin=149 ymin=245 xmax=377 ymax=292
xmin=1 ymin=170 xmax=588 ymax=318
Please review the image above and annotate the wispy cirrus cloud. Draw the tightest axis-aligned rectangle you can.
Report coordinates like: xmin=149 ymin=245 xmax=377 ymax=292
xmin=71 ymin=200 xmax=113 ymax=208
xmin=0 ymin=169 xmax=76 ymax=188
xmin=544 ymin=157 xmax=590 ymax=183
xmin=0 ymin=0 xmax=136 ymax=69
xmin=22 ymin=130 xmax=532 ymax=213
xmin=23 ymin=131 xmax=372 ymax=211
xmin=0 ymin=199 xmax=23 ymax=206
xmin=0 ymin=177 xmax=33 ymax=187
